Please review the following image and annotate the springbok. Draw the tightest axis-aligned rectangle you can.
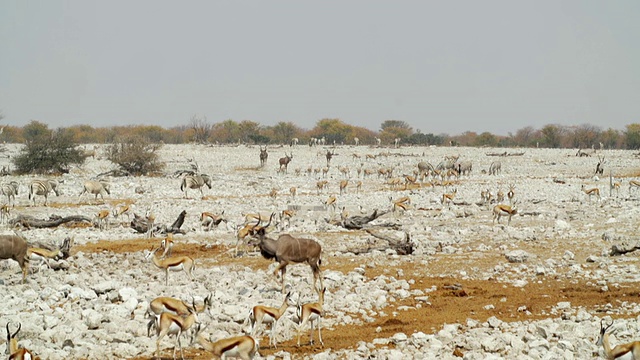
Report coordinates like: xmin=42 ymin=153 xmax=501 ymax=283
xmin=195 ymin=327 xmax=259 ymax=360
xmin=244 ymin=292 xmax=293 ymax=349
xmin=297 ymin=287 xmax=326 ymax=347
xmin=248 ymin=215 xmax=324 ymax=294
xmin=6 ymin=323 xmax=37 ymax=359
xmin=597 ymin=319 xmax=640 ymax=360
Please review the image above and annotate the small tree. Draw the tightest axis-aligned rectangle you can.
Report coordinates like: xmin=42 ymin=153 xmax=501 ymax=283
xmin=12 ymin=121 xmax=85 ymax=174
xmin=107 ymin=135 xmax=165 ymax=176
xmin=189 ymin=115 xmax=212 ymax=144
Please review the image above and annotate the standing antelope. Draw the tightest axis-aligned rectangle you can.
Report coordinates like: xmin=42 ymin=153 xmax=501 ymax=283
xmin=180 ymin=174 xmax=212 ymax=198
xmin=611 ymin=181 xmax=621 ymax=197
xmin=324 ymin=195 xmax=337 ymax=213
xmin=597 ymin=319 xmax=640 ymax=360
xmin=245 ymin=292 xmax=292 ymax=349
xmin=0 ymin=234 xmax=29 ymax=283
xmin=95 ymin=209 xmax=110 ymax=230
xmin=493 ymin=204 xmax=517 ymax=225
xmin=6 ymin=323 xmax=37 ymax=360
xmin=196 ymin=329 xmax=258 ymax=360
xmin=78 ymin=180 xmax=111 ymax=203
xmin=200 ymin=211 xmax=226 ymax=231
xmin=248 ymin=216 xmax=324 ymax=294
xmin=339 ymin=180 xmax=348 ymax=195
xmin=297 ymin=287 xmax=326 ymax=347
xmin=488 ymin=161 xmax=502 ymax=175
xmin=145 ymin=247 xmax=195 ymax=286
xmin=353 ymin=137 xmax=359 ymax=146
xmin=289 ymin=187 xmax=297 ymax=199
xmin=1 ymin=181 xmax=19 ymax=207
xmin=154 ymin=298 xmax=199 ymax=360
xmin=146 ymin=294 xmax=212 ymax=337
xmin=581 ymin=184 xmax=601 ymax=202
xmin=507 ymin=184 xmax=515 ymax=204
xmin=278 ymin=153 xmax=293 ymax=173
xmin=595 ymin=155 xmax=606 ymax=176
xmin=259 ymin=146 xmax=268 ymax=167
xmin=441 ymin=188 xmax=457 ymax=207
xmin=28 ymin=179 xmax=59 ymax=206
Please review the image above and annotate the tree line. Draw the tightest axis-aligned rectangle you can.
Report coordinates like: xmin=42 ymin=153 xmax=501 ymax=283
xmin=2 ymin=118 xmax=640 ymax=149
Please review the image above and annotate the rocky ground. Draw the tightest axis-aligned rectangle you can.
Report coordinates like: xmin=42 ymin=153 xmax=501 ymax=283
xmin=1 ymin=143 xmax=640 ymax=359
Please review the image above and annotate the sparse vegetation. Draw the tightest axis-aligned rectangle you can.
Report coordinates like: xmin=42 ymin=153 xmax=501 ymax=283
xmin=106 ymin=135 xmax=165 ymax=176
xmin=12 ymin=121 xmax=85 ymax=174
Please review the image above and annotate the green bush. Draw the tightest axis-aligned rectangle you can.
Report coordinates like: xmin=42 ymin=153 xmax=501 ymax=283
xmin=107 ymin=135 xmax=165 ymax=176
xmin=12 ymin=121 xmax=85 ymax=174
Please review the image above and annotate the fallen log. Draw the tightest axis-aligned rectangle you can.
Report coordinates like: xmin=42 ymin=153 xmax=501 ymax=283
xmin=130 ymin=210 xmax=187 ymax=235
xmin=363 ymin=229 xmax=414 ymax=255
xmin=9 ymin=214 xmax=93 ymax=229
xmin=609 ymin=241 xmax=640 ymax=256
xmin=328 ymin=209 xmax=388 ymax=229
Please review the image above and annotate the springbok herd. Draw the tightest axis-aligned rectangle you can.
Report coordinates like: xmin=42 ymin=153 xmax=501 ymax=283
xmin=2 ymin=143 xmax=640 ymax=359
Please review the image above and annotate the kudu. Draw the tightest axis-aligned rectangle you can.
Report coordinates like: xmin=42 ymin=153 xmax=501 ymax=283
xmin=248 ymin=215 xmax=324 ymax=294
xmin=0 ymin=233 xmax=29 ymax=283
xmin=278 ymin=153 xmax=293 ymax=173
xmin=259 ymin=146 xmax=268 ymax=168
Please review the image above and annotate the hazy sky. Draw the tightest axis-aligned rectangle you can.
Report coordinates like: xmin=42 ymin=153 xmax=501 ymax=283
xmin=1 ymin=1 xmax=639 ymax=135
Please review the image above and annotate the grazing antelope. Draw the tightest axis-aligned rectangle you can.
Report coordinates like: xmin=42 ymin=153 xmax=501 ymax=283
xmin=392 ymin=196 xmax=411 ymax=215
xmin=145 ymin=247 xmax=195 ymax=286
xmin=245 ymin=292 xmax=292 ymax=349
xmin=507 ymin=184 xmax=515 ymax=204
xmin=339 ymin=180 xmax=348 ymax=195
xmin=200 ymin=211 xmax=226 ymax=231
xmin=6 ymin=323 xmax=37 ymax=360
xmin=629 ymin=180 xmax=640 ymax=195
xmin=95 ymin=209 xmax=110 ymax=230
xmin=28 ymin=179 xmax=59 ymax=206
xmin=79 ymin=180 xmax=111 ymax=203
xmin=581 ymin=184 xmax=601 ymax=202
xmin=1 ymin=181 xmax=19 ymax=207
xmin=0 ymin=234 xmax=29 ymax=283
xmin=146 ymin=294 xmax=212 ymax=337
xmin=180 ymin=174 xmax=212 ymax=198
xmin=441 ymin=188 xmax=457 ymax=207
xmin=297 ymin=287 xmax=326 ymax=347
xmin=493 ymin=204 xmax=517 ymax=225
xmin=259 ymin=146 xmax=268 ymax=167
xmin=248 ymin=215 xmax=324 ymax=294
xmin=196 ymin=329 xmax=258 ymax=360
xmin=278 ymin=153 xmax=293 ymax=173
xmin=597 ymin=319 xmax=640 ymax=360
xmin=154 ymin=298 xmax=199 ymax=360
xmin=26 ymin=239 xmax=70 ymax=272
xmin=113 ymin=204 xmax=132 ymax=221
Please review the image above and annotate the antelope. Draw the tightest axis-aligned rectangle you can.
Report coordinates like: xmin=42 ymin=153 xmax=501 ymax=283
xmin=338 ymin=166 xmax=349 ymax=178
xmin=392 ymin=196 xmax=411 ymax=215
xmin=324 ymin=195 xmax=337 ymax=213
xmin=0 ymin=234 xmax=29 ymax=283
xmin=1 ymin=181 xmax=19 ymax=207
xmin=146 ymin=210 xmax=156 ymax=238
xmin=404 ymin=175 xmax=417 ymax=189
xmin=363 ymin=168 xmax=375 ymax=178
xmin=339 ymin=180 xmax=348 ymax=195
xmin=629 ymin=180 xmax=640 ymax=195
xmin=612 ymin=181 xmax=621 ymax=197
xmin=353 ymin=137 xmax=359 ymax=146
xmin=145 ymin=247 xmax=195 ymax=286
xmin=259 ymin=146 xmax=268 ymax=167
xmin=316 ymin=180 xmax=328 ymax=195
xmin=244 ymin=292 xmax=292 ymax=349
xmin=146 ymin=294 xmax=212 ymax=337
xmin=582 ymin=184 xmax=601 ymax=202
xmin=289 ymin=187 xmax=297 ymax=199
xmin=297 ymin=287 xmax=326 ymax=347
xmin=195 ymin=329 xmax=258 ymax=360
xmin=113 ymin=204 xmax=132 ymax=221
xmin=321 ymin=167 xmax=329 ymax=178
xmin=180 ymin=174 xmax=212 ymax=198
xmin=160 ymin=233 xmax=174 ymax=257
xmin=597 ymin=319 xmax=640 ymax=360
xmin=0 ymin=203 xmax=9 ymax=224
xmin=6 ymin=323 xmax=37 ymax=360
xmin=27 ymin=241 xmax=64 ymax=272
xmin=28 ymin=179 xmax=59 ymax=206
xmin=355 ymin=180 xmax=362 ymax=193
xmin=493 ymin=204 xmax=517 ymax=225
xmin=278 ymin=210 xmax=295 ymax=230
xmin=278 ymin=153 xmax=293 ymax=173
xmin=496 ymin=188 xmax=505 ymax=203
xmin=365 ymin=154 xmax=376 ymax=161
xmin=480 ymin=189 xmax=493 ymax=204
xmin=78 ymin=180 xmax=111 ymax=203
xmin=488 ymin=161 xmax=502 ymax=175
xmin=325 ymin=150 xmax=335 ymax=167
xmin=95 ymin=209 xmax=110 ymax=230
xmin=248 ymin=215 xmax=324 ymax=294
xmin=269 ymin=188 xmax=278 ymax=200
xmin=394 ymin=138 xmax=400 ymax=148
xmin=595 ymin=155 xmax=606 ymax=176
xmin=154 ymin=298 xmax=199 ymax=360
xmin=375 ymin=137 xmax=381 ymax=146
xmin=507 ymin=184 xmax=515 ymax=204
xmin=200 ymin=211 xmax=226 ymax=231
xmin=236 ymin=213 xmax=273 ymax=256
xmin=441 ymin=188 xmax=457 ymax=207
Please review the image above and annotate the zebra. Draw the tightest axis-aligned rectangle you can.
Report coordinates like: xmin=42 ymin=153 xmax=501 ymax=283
xmin=79 ymin=180 xmax=111 ymax=203
xmin=180 ymin=174 xmax=212 ymax=198
xmin=29 ymin=179 xmax=60 ymax=206
xmin=488 ymin=161 xmax=502 ymax=175
xmin=1 ymin=181 xmax=19 ymax=207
